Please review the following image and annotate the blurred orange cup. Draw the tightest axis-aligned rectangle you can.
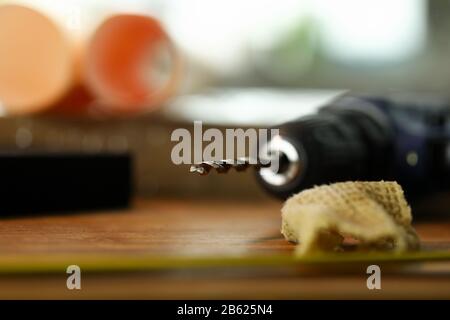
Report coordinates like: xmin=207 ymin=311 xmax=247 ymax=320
xmin=0 ymin=4 xmax=75 ymax=115
xmin=85 ymin=14 xmax=182 ymax=116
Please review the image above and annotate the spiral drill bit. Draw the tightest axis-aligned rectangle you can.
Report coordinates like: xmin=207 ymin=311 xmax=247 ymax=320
xmin=189 ymin=158 xmax=271 ymax=175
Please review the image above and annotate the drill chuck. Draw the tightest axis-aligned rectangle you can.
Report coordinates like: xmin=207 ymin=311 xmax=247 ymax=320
xmin=256 ymin=93 xmax=450 ymax=199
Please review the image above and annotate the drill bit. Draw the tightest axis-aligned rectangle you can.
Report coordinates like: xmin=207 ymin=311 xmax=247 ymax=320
xmin=189 ymin=158 xmax=271 ymax=175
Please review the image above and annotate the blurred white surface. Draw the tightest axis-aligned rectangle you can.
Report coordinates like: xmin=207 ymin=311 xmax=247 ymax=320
xmin=165 ymin=88 xmax=345 ymax=126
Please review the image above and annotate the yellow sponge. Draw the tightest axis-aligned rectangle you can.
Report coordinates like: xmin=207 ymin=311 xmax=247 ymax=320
xmin=281 ymin=181 xmax=420 ymax=256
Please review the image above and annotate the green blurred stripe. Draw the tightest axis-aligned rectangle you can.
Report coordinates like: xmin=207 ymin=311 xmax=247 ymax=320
xmin=0 ymin=250 xmax=449 ymax=274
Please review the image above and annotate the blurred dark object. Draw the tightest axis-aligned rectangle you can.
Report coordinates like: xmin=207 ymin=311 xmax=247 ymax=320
xmin=0 ymin=152 xmax=132 ymax=215
xmin=255 ymin=93 xmax=450 ymax=202
xmin=190 ymin=92 xmax=450 ymax=209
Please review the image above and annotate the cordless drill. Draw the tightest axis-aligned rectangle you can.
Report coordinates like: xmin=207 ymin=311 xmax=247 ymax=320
xmin=191 ymin=93 xmax=450 ymax=200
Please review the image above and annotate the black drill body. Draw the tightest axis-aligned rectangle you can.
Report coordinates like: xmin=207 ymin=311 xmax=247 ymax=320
xmin=256 ymin=93 xmax=450 ymax=200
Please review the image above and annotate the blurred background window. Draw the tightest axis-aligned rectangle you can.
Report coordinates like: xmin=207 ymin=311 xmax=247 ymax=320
xmin=311 ymin=0 xmax=426 ymax=66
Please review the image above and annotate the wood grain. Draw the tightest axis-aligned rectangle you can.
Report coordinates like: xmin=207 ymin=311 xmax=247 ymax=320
xmin=0 ymin=198 xmax=449 ymax=299
xmin=0 ymin=199 xmax=287 ymax=255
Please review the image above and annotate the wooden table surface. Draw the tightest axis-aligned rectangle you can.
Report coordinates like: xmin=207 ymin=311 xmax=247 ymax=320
xmin=0 ymin=198 xmax=449 ymax=299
